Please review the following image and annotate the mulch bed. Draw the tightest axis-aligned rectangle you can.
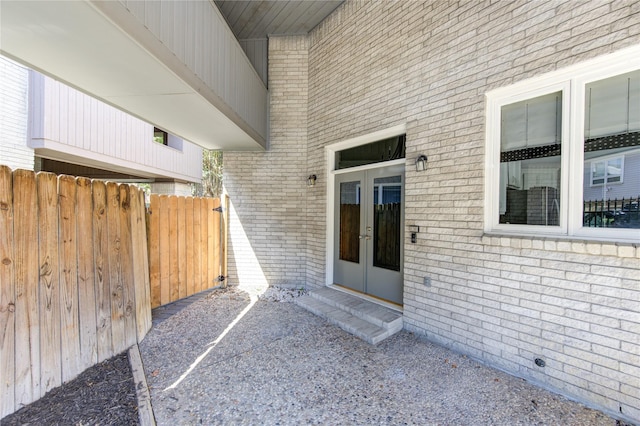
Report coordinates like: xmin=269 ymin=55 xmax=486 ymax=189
xmin=1 ymin=351 xmax=139 ymax=426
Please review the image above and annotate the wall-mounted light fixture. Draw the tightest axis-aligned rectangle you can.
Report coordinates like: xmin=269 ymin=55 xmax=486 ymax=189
xmin=307 ymin=174 xmax=317 ymax=187
xmin=415 ymin=155 xmax=428 ymax=172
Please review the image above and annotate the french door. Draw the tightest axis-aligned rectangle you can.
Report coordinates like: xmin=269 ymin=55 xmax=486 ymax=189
xmin=333 ymin=164 xmax=404 ymax=305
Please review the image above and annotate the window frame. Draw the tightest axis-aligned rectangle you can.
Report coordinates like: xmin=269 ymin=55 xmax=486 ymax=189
xmin=153 ymin=127 xmax=168 ymax=146
xmin=485 ymin=44 xmax=640 ymax=243
xmin=589 ymin=154 xmax=624 ymax=187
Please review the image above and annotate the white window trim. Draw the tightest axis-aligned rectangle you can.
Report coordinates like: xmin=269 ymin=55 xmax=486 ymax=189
xmin=325 ymin=124 xmax=407 ymax=287
xmin=485 ymin=44 xmax=640 ymax=243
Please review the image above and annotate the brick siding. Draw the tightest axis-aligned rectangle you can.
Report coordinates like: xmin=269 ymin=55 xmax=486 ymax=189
xmin=225 ymin=1 xmax=640 ymax=421
xmin=224 ymin=36 xmax=310 ymax=289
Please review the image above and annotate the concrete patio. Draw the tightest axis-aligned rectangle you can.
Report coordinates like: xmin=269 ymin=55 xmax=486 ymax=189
xmin=139 ymin=286 xmax=622 ymax=425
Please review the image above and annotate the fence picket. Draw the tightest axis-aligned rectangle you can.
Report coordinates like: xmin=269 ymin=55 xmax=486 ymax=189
xmin=169 ymin=196 xmax=179 ymax=303
xmin=118 ymin=184 xmax=137 ymax=349
xmin=1 ymin=169 xmax=151 ymax=418
xmin=13 ymin=170 xmax=40 ymax=407
xmin=76 ymin=177 xmax=97 ymax=370
xmin=193 ymin=197 xmax=202 ymax=293
xmin=131 ymin=188 xmax=151 ymax=340
xmin=92 ymin=180 xmax=113 ymax=362
xmin=185 ymin=197 xmax=195 ymax=297
xmin=0 ymin=166 xmax=16 ymax=418
xmin=36 ymin=172 xmax=61 ymax=395
xmin=148 ymin=194 xmax=160 ymax=308
xmin=59 ymin=175 xmax=82 ymax=382
xmin=147 ymin=195 xmax=227 ymax=307
xmin=200 ymin=197 xmax=209 ymax=290
xmin=177 ymin=196 xmax=186 ymax=300
xmin=106 ymin=182 xmax=125 ymax=354
xmin=207 ymin=198 xmax=215 ymax=288
xmin=158 ymin=195 xmax=170 ymax=306
xmin=212 ymin=198 xmax=221 ymax=282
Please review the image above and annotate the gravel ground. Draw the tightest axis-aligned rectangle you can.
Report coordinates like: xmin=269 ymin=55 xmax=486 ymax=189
xmin=1 ymin=351 xmax=138 ymax=426
xmin=139 ymin=285 xmax=623 ymax=426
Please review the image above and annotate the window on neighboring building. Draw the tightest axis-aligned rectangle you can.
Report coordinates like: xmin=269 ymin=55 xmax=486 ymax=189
xmin=590 ymin=155 xmax=624 ymax=186
xmin=485 ymin=47 xmax=640 ymax=242
xmin=153 ymin=127 xmax=168 ymax=145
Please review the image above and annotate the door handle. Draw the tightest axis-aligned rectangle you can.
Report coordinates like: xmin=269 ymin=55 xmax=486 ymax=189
xmin=359 ymin=234 xmax=371 ymax=240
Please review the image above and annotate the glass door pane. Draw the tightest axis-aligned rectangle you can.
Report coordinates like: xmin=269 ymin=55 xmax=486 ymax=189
xmin=339 ymin=181 xmax=360 ymax=263
xmin=372 ymin=176 xmax=401 ymax=271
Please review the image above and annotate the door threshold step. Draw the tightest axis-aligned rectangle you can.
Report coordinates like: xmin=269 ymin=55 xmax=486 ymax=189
xmin=295 ymin=288 xmax=403 ymax=345
xmin=312 ymin=287 xmax=403 ymax=330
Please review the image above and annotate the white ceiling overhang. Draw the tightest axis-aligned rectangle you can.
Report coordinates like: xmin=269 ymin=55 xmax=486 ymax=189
xmin=0 ymin=0 xmax=267 ymax=151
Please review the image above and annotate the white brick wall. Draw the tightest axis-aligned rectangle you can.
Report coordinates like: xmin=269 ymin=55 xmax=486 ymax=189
xmin=226 ymin=1 xmax=640 ymax=422
xmin=0 ymin=56 xmax=34 ymax=170
xmin=224 ymin=36 xmax=309 ymax=289
xmin=150 ymin=182 xmax=193 ymax=196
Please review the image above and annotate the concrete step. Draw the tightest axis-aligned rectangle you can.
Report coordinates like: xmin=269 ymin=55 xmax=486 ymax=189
xmin=310 ymin=287 xmax=403 ymax=332
xmin=295 ymin=287 xmax=403 ymax=345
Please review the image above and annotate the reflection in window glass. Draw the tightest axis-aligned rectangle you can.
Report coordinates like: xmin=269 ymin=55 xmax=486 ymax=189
xmin=336 ymin=135 xmax=406 ymax=170
xmin=339 ymin=181 xmax=360 ymax=263
xmin=499 ymin=92 xmax=562 ymax=226
xmin=583 ymin=71 xmax=640 ymax=229
xmin=373 ymin=176 xmax=401 ymax=271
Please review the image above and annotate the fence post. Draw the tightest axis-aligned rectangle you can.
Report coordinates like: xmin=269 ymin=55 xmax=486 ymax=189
xmin=221 ymin=195 xmax=229 ymax=288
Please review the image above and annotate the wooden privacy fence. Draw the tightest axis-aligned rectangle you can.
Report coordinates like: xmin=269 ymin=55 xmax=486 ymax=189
xmin=0 ymin=166 xmax=151 ymax=418
xmin=147 ymin=193 xmax=228 ymax=308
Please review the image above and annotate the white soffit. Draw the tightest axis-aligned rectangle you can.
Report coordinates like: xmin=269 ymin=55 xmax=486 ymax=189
xmin=0 ymin=0 xmax=265 ymax=151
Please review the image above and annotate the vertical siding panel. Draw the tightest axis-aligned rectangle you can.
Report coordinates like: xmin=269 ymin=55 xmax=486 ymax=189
xmin=58 ymin=84 xmax=68 ymax=146
xmin=67 ymin=88 xmax=76 ymax=147
xmin=195 ymin=0 xmax=204 ymax=79
xmin=126 ymin=0 xmax=145 ymax=22
xmin=185 ymin=2 xmax=194 ymax=71
xmin=0 ymin=166 xmax=15 ymax=418
xmin=76 ymin=177 xmax=97 ymax=370
xmin=92 ymin=180 xmax=112 ymax=362
xmin=47 ymin=79 xmax=60 ymax=142
xmin=28 ymin=72 xmax=44 ymax=141
xmin=145 ymin=0 xmax=162 ymax=39
xmin=118 ymin=184 xmax=136 ymax=349
xmin=126 ymin=116 xmax=134 ymax=161
xmin=58 ymin=175 xmax=81 ymax=382
xmin=111 ymin=106 xmax=117 ymax=158
xmin=161 ymin=0 xmax=174 ymax=53
xmin=116 ymin=109 xmax=124 ymax=159
xmin=106 ymin=182 xmax=124 ymax=355
xmin=91 ymin=100 xmax=100 ymax=154
xmin=83 ymin=95 xmax=91 ymax=150
xmin=36 ymin=172 xmax=61 ymax=396
xmin=13 ymin=170 xmax=39 ymax=407
xmin=173 ymin=2 xmax=185 ymax=63
xmin=100 ymin=105 xmax=108 ymax=156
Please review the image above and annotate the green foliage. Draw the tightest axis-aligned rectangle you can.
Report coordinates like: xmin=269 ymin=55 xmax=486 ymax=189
xmin=199 ymin=150 xmax=223 ymax=198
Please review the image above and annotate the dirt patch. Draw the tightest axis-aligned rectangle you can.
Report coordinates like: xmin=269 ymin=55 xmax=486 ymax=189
xmin=1 ymin=351 xmax=138 ymax=426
